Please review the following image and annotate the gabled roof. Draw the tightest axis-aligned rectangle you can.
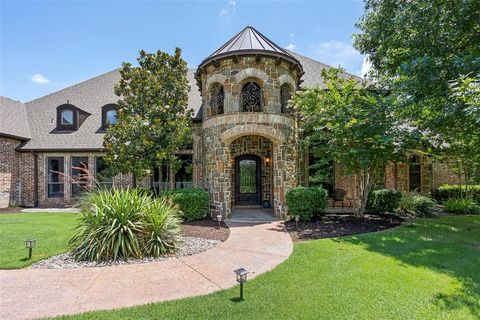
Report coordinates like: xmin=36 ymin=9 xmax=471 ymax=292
xmin=199 ymin=26 xmax=301 ymax=70
xmin=0 ymin=96 xmax=31 ymax=140
xmin=18 ymin=69 xmax=201 ymax=151
xmin=289 ymin=51 xmax=364 ymax=87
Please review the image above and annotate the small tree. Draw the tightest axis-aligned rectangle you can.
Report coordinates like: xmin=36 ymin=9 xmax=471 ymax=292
xmin=292 ymin=68 xmax=407 ymax=217
xmin=104 ymin=49 xmax=192 ymax=183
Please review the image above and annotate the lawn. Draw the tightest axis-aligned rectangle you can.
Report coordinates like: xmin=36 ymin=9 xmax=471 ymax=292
xmin=58 ymin=215 xmax=480 ymax=320
xmin=0 ymin=212 xmax=79 ymax=269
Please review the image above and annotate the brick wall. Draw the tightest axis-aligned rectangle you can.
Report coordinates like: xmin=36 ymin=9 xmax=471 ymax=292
xmin=0 ymin=137 xmax=21 ymax=208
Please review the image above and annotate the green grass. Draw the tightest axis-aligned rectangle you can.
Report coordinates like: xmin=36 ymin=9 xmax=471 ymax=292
xmin=59 ymin=215 xmax=480 ymax=320
xmin=0 ymin=212 xmax=79 ymax=269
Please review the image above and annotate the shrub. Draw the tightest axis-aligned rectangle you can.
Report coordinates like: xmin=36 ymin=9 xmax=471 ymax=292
xmin=70 ymin=188 xmax=182 ymax=261
xmin=367 ymin=189 xmax=402 ymax=213
xmin=436 ymin=184 xmax=480 ymax=202
xmin=398 ymin=193 xmax=437 ymax=217
xmin=286 ymin=187 xmax=328 ymax=221
xmin=443 ymin=198 xmax=480 ymax=215
xmin=161 ymin=188 xmax=209 ymax=221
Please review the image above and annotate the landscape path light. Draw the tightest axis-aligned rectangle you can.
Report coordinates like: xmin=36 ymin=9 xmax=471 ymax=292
xmin=234 ymin=268 xmax=249 ymax=300
xmin=217 ymin=214 xmax=223 ymax=228
xmin=25 ymin=239 xmax=37 ymax=260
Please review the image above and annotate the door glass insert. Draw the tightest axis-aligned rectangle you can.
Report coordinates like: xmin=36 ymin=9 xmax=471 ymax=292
xmin=239 ymin=159 xmax=257 ymax=194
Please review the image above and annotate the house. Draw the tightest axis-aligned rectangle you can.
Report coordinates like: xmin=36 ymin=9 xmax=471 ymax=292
xmin=0 ymin=26 xmax=459 ymax=215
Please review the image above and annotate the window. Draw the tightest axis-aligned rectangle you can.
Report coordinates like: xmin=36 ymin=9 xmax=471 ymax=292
xmin=241 ymin=81 xmax=263 ymax=112
xmin=102 ymin=104 xmax=118 ymax=129
xmin=96 ymin=157 xmax=113 ymax=188
xmin=71 ymin=157 xmax=89 ymax=197
xmin=210 ymin=84 xmax=224 ymax=116
xmin=280 ymin=83 xmax=293 ymax=114
xmin=47 ymin=157 xmax=64 ymax=198
xmin=106 ymin=110 xmax=117 ymax=125
xmin=174 ymin=155 xmax=193 ymax=189
xmin=409 ymin=155 xmax=421 ymax=192
xmin=309 ymin=154 xmax=334 ymax=196
xmin=61 ymin=110 xmax=74 ymax=125
xmin=56 ymin=104 xmax=78 ymax=130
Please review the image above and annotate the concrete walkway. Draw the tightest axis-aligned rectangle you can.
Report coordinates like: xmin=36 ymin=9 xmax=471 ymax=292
xmin=0 ymin=219 xmax=292 ymax=320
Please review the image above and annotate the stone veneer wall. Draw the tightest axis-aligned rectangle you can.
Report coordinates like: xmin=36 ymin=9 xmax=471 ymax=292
xmin=229 ymin=135 xmax=273 ymax=203
xmin=197 ymin=55 xmax=302 ymax=218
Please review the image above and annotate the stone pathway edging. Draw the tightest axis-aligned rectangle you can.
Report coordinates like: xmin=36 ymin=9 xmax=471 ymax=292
xmin=0 ymin=220 xmax=292 ymax=320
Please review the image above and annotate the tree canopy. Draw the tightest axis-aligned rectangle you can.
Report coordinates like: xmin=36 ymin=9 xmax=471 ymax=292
xmin=354 ymin=0 xmax=480 ymax=184
xmin=292 ymin=68 xmax=408 ymax=217
xmin=103 ymin=48 xmax=192 ymax=181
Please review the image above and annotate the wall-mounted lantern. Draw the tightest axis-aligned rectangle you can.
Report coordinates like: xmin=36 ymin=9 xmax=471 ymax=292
xmin=265 ymin=156 xmax=271 ymax=167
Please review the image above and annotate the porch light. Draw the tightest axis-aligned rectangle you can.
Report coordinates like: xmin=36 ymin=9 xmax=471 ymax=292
xmin=265 ymin=156 xmax=271 ymax=167
xmin=217 ymin=214 xmax=223 ymax=228
xmin=25 ymin=239 xmax=37 ymax=259
xmin=234 ymin=268 xmax=249 ymax=300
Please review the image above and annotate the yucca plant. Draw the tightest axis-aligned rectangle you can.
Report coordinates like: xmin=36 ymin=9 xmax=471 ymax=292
xmin=70 ymin=188 xmax=182 ymax=262
xmin=143 ymin=199 xmax=182 ymax=257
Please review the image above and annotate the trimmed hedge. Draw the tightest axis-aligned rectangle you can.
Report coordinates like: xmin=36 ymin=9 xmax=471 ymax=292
xmin=162 ymin=188 xmax=209 ymax=221
xmin=367 ymin=189 xmax=402 ymax=213
xmin=444 ymin=198 xmax=480 ymax=215
xmin=286 ymin=187 xmax=328 ymax=221
xmin=436 ymin=184 xmax=480 ymax=202
xmin=398 ymin=193 xmax=437 ymax=217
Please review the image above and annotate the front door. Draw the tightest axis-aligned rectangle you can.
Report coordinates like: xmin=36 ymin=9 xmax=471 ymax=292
xmin=235 ymin=155 xmax=261 ymax=205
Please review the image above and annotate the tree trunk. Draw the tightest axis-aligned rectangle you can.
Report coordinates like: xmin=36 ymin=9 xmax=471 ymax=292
xmin=354 ymin=168 xmax=374 ymax=218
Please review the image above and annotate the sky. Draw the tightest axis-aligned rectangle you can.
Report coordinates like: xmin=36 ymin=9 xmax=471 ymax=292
xmin=0 ymin=0 xmax=370 ymax=102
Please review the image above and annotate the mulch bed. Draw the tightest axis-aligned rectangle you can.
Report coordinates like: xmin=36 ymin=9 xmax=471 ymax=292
xmin=181 ymin=219 xmax=230 ymax=241
xmin=285 ymin=214 xmax=405 ymax=242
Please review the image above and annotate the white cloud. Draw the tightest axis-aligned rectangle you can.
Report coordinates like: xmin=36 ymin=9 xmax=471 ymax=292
xmin=309 ymin=40 xmax=364 ymax=74
xmin=31 ymin=74 xmax=50 ymax=85
xmin=360 ymin=57 xmax=372 ymax=78
xmin=289 ymin=33 xmax=295 ymax=38
xmin=285 ymin=43 xmax=297 ymax=51
xmin=219 ymin=0 xmax=236 ymax=18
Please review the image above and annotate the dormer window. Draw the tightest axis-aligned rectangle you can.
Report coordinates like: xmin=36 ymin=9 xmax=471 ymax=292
xmin=61 ymin=110 xmax=74 ymax=125
xmin=102 ymin=104 xmax=118 ymax=129
xmin=106 ymin=109 xmax=117 ymax=125
xmin=56 ymin=104 xmax=78 ymax=131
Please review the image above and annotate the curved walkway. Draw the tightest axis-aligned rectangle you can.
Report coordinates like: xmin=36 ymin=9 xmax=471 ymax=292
xmin=0 ymin=220 xmax=292 ymax=320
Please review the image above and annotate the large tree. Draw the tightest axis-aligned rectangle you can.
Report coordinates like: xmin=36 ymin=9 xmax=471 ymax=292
xmin=354 ymin=0 xmax=480 ymax=185
xmin=292 ymin=68 xmax=408 ymax=217
xmin=103 ymin=49 xmax=192 ymax=183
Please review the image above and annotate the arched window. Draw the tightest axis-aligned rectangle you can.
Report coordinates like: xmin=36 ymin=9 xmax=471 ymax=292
xmin=61 ymin=110 xmax=74 ymax=125
xmin=56 ymin=104 xmax=78 ymax=130
xmin=241 ymin=81 xmax=263 ymax=112
xmin=106 ymin=109 xmax=117 ymax=125
xmin=102 ymin=104 xmax=118 ymax=129
xmin=210 ymin=84 xmax=224 ymax=116
xmin=280 ymin=83 xmax=293 ymax=114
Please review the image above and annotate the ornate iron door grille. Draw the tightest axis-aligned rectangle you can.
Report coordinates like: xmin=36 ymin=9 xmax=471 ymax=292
xmin=235 ymin=155 xmax=262 ymax=205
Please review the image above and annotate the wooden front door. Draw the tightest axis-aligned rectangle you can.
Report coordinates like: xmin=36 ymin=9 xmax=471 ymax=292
xmin=235 ymin=155 xmax=261 ymax=205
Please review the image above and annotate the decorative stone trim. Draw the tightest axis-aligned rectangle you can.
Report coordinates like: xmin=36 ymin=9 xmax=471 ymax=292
xmin=202 ymin=113 xmax=295 ymax=130
xmin=205 ymin=73 xmax=227 ymax=91
xmin=278 ymin=74 xmax=296 ymax=89
xmin=233 ymin=68 xmax=270 ymax=84
xmin=220 ymin=124 xmax=285 ymax=145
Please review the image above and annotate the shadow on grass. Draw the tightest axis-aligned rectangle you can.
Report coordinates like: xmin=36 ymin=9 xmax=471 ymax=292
xmin=334 ymin=216 xmax=480 ymax=318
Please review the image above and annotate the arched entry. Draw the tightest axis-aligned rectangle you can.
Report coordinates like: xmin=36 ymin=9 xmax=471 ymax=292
xmin=235 ymin=155 xmax=262 ymax=205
